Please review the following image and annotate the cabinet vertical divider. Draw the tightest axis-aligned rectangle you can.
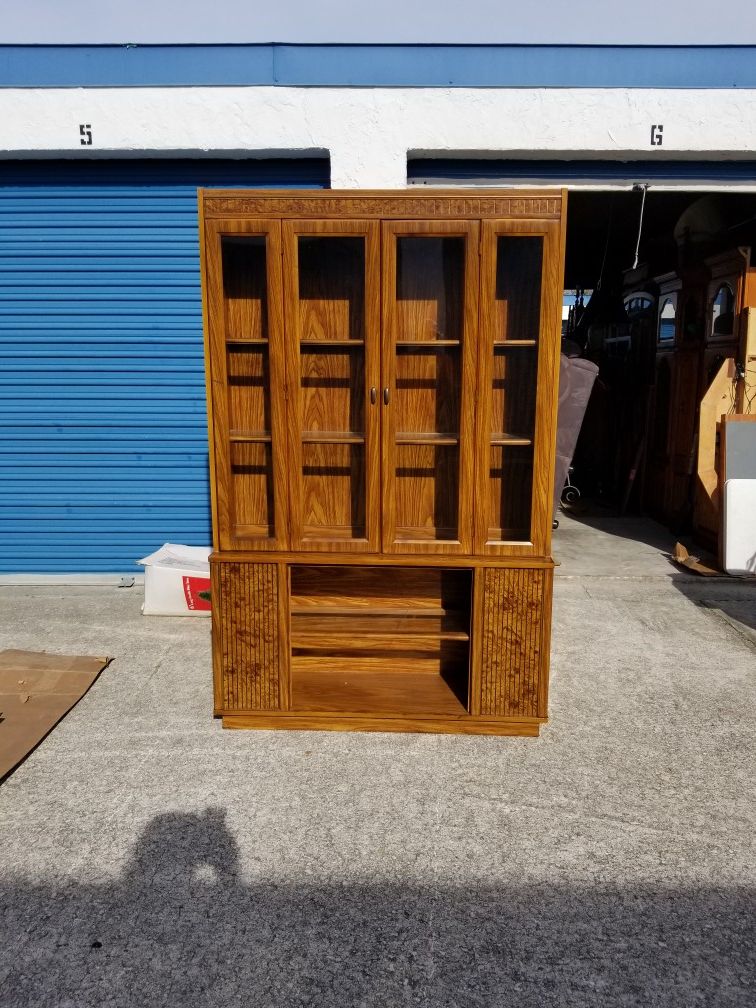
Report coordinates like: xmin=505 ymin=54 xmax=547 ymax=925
xmin=281 ymin=221 xmax=302 ymax=550
xmin=267 ymin=222 xmax=289 ymax=552
xmin=474 ymin=222 xmax=495 ymax=554
xmin=468 ymin=568 xmax=485 ymax=717
xmin=365 ymin=221 xmax=383 ymax=553
xmin=531 ymin=217 xmax=565 ymax=557
xmin=379 ymin=220 xmax=397 ymax=551
xmin=277 ymin=561 xmax=291 ymax=711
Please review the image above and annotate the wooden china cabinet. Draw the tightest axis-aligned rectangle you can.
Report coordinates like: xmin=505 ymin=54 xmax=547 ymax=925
xmin=199 ymin=190 xmax=566 ymax=736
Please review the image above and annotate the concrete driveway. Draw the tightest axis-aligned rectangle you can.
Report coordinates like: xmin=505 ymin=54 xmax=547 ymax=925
xmin=1 ymin=514 xmax=754 ymax=1006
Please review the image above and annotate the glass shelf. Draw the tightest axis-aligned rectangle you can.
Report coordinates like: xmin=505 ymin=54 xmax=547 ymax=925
xmin=229 ymin=431 xmax=272 ymax=443
xmin=300 ymin=431 xmax=365 ymax=444
xmin=493 ymin=340 xmax=537 ymax=348
xmin=490 ymin=433 xmax=533 ymax=446
xmin=396 ymin=432 xmax=460 ymax=445
xmin=396 ymin=340 xmax=460 ymax=348
xmin=300 ymin=339 xmax=364 ymax=347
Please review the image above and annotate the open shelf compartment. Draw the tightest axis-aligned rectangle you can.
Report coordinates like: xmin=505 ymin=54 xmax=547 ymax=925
xmin=289 ymin=565 xmax=472 ymax=716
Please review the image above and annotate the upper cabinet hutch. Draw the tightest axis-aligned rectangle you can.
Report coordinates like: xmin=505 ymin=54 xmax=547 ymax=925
xmin=199 ymin=190 xmax=566 ymax=736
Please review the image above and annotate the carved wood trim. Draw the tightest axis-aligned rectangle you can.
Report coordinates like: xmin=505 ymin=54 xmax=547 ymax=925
xmin=202 ymin=194 xmax=562 ymax=220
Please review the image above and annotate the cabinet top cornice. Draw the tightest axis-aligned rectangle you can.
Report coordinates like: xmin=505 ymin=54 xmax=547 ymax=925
xmin=200 ymin=188 xmax=564 ymax=220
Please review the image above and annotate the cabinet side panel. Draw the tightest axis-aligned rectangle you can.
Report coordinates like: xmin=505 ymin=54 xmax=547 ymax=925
xmin=214 ymin=561 xmax=281 ymax=711
xmin=480 ymin=567 xmax=548 ymax=717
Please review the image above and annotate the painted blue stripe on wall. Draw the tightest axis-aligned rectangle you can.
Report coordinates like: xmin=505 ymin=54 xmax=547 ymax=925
xmin=408 ymin=158 xmax=756 ymax=183
xmin=0 ymin=158 xmax=329 ymax=573
xmin=1 ymin=44 xmax=756 ymax=89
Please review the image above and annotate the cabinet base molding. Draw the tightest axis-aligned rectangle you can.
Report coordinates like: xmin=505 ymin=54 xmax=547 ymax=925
xmin=220 ymin=712 xmax=545 ymax=737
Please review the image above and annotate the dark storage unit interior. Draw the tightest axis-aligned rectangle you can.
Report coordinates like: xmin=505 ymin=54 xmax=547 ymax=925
xmin=556 ymin=190 xmax=756 ymax=554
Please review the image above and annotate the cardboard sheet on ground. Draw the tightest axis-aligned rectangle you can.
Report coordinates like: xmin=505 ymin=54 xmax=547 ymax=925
xmin=0 ymin=650 xmax=110 ymax=780
xmin=673 ymin=542 xmax=721 ymax=577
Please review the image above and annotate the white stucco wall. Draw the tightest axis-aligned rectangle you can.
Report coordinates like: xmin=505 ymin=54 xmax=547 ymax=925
xmin=4 ymin=86 xmax=756 ymax=188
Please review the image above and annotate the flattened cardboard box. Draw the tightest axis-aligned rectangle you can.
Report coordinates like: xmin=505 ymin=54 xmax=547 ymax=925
xmin=0 ymin=649 xmax=110 ymax=780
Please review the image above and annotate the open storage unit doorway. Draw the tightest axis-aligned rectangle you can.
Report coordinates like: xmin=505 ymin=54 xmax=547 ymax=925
xmin=409 ymin=159 xmax=756 ymax=563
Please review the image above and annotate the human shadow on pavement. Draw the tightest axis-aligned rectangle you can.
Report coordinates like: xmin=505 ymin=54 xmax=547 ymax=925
xmin=1 ymin=807 xmax=754 ymax=1007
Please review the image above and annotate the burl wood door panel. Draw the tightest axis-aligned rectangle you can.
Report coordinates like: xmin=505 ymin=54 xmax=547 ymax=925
xmin=212 ymin=561 xmax=285 ymax=712
xmin=475 ymin=566 xmax=551 ymax=718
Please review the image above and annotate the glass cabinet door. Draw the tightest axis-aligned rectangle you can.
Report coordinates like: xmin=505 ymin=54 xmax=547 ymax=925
xmin=205 ymin=220 xmax=288 ymax=550
xmin=283 ymin=221 xmax=381 ymax=551
xmin=475 ymin=220 xmax=562 ymax=555
xmin=381 ymin=221 xmax=479 ymax=553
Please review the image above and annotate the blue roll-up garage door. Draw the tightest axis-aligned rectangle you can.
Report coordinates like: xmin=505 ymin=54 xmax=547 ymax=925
xmin=0 ymin=158 xmax=329 ymax=573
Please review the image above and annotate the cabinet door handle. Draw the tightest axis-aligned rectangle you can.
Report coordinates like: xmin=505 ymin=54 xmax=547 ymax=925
xmin=383 ymin=387 xmax=390 ymax=405
xmin=369 ymin=386 xmax=377 ymax=405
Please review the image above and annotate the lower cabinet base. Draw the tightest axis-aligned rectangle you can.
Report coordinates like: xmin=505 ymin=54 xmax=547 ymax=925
xmin=220 ymin=712 xmax=545 ymax=737
xmin=211 ymin=556 xmax=553 ymax=737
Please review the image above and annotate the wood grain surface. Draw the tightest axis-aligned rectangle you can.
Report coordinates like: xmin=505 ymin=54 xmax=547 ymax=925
xmin=381 ymin=220 xmax=479 ymax=553
xmin=283 ymin=219 xmax=381 ymax=552
xmin=290 ymin=564 xmax=471 ymax=610
xmin=291 ymin=666 xmax=469 ymax=716
xmin=478 ymin=566 xmax=549 ymax=718
xmin=213 ymin=561 xmax=282 ymax=712
xmin=475 ymin=215 xmax=565 ymax=556
xmin=212 ymin=549 xmax=557 ymax=569
xmin=222 ymin=712 xmax=543 ymax=736
xmin=297 ymin=234 xmax=365 ymax=342
xmin=203 ymin=219 xmax=289 ymax=551
xmin=222 ymin=236 xmax=269 ymax=341
xmin=228 ymin=441 xmax=275 ymax=538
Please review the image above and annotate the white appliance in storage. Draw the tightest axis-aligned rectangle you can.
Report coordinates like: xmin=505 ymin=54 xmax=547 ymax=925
xmin=723 ymin=480 xmax=756 ymax=576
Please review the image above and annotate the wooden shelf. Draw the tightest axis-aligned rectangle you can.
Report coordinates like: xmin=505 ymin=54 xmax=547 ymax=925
xmin=301 ymin=431 xmax=365 ymax=444
xmin=396 ymin=433 xmax=460 ymax=445
xmin=292 ymin=630 xmax=470 ymax=650
xmin=493 ymin=340 xmax=537 ymax=348
xmin=226 ymin=338 xmax=268 ymax=346
xmin=229 ymin=431 xmax=272 ymax=443
xmin=290 ymin=605 xmax=457 ymax=617
xmin=490 ymin=434 xmax=533 ymax=446
xmin=291 ymin=607 xmax=469 ymax=638
xmin=291 ymin=664 xmax=469 ymax=717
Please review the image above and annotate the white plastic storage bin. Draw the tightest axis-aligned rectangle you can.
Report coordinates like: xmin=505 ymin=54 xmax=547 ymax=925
xmin=137 ymin=543 xmax=212 ymax=616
